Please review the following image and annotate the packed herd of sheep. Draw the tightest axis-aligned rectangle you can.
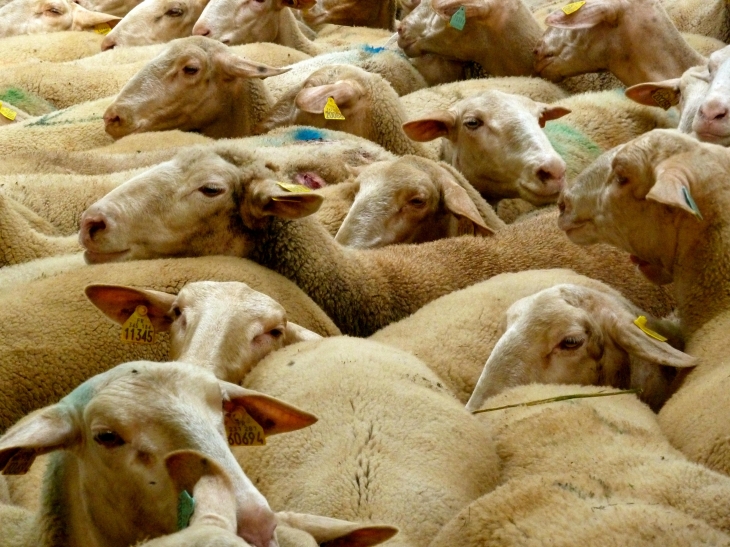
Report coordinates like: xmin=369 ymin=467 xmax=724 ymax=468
xmin=1 ymin=0 xmax=730 ymax=545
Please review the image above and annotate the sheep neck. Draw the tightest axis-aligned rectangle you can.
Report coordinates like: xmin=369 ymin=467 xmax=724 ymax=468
xmin=277 ymin=8 xmax=321 ymax=56
xmin=205 ymin=78 xmax=274 ymax=139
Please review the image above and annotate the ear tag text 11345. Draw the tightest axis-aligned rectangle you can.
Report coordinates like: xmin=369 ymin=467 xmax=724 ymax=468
xmin=225 ymin=408 xmax=266 ymax=446
xmin=120 ymin=305 xmax=155 ymax=344
xmin=449 ymin=6 xmax=466 ymax=30
xmin=323 ymin=97 xmax=345 ymax=120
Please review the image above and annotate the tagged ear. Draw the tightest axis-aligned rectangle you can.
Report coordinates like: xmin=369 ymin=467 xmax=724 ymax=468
xmin=538 ymin=105 xmax=571 ymax=128
xmin=295 ymin=81 xmax=363 ymax=115
xmin=625 ymin=81 xmax=680 ymax=110
xmin=220 ymin=384 xmax=318 ymax=436
xmin=216 ymin=53 xmax=290 ymax=80
xmin=277 ymin=512 xmax=399 ymax=547
xmin=431 ymin=0 xmax=494 ymax=19
xmin=279 ymin=0 xmax=318 ymax=11
xmin=84 ymin=284 xmax=176 ymax=332
xmin=439 ymin=174 xmax=495 ymax=236
xmin=545 ymin=2 xmax=619 ymax=29
xmin=248 ymin=179 xmax=324 ymax=220
xmin=71 ymin=3 xmax=121 ymax=30
xmin=402 ymin=111 xmax=456 ymax=142
xmin=646 ymin=158 xmax=701 ymax=219
xmin=165 ymin=450 xmax=238 ymax=531
xmin=0 ymin=406 xmax=78 ymax=475
xmin=284 ymin=322 xmax=323 ymax=345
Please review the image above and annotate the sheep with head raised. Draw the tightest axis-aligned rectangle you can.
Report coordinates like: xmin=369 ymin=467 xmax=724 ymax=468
xmin=559 ymin=128 xmax=730 ymax=475
xmin=78 ymin=145 xmax=675 ymax=336
xmin=0 ymin=0 xmax=120 ymax=38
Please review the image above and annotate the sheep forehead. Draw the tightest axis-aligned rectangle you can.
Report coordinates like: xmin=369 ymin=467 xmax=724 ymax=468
xmin=567 ymin=145 xmax=618 ymax=197
xmin=178 ymin=282 xmax=286 ymax=323
xmin=455 ymin=91 xmax=541 ymax=124
xmin=307 ymin=65 xmax=369 ymax=85
xmin=708 ymin=45 xmax=730 ymax=73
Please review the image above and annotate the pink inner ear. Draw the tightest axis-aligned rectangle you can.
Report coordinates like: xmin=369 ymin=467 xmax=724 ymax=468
xmin=294 ymin=172 xmax=327 ymax=189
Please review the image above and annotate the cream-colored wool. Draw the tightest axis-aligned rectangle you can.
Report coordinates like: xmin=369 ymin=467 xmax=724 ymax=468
xmin=238 ymin=336 xmax=501 ymax=547
xmin=662 ymin=0 xmax=730 ymax=42
xmin=0 ymin=102 xmax=29 ymax=126
xmin=0 ymin=31 xmax=103 ymax=67
xmin=0 ymin=87 xmax=55 ymax=117
xmin=430 ymin=384 xmax=730 ymax=547
xmin=313 ymin=24 xmax=393 ymax=49
xmin=0 ymin=253 xmax=86 ymax=293
xmin=0 ymin=256 xmax=340 ymax=431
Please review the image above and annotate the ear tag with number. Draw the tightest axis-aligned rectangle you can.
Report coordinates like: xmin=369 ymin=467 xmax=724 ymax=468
xmin=449 ymin=6 xmax=466 ymax=30
xmin=682 ymin=186 xmax=703 ymax=220
xmin=177 ymin=490 xmax=195 ymax=530
xmin=94 ymin=23 xmax=112 ymax=35
xmin=561 ymin=1 xmax=585 ymax=14
xmin=0 ymin=101 xmax=17 ymax=121
xmin=651 ymin=89 xmax=675 ymax=110
xmin=2 ymin=450 xmax=36 ymax=475
xmin=633 ymin=316 xmax=668 ymax=342
xmin=225 ymin=408 xmax=266 ymax=446
xmin=120 ymin=305 xmax=155 ymax=344
xmin=323 ymin=97 xmax=345 ymax=120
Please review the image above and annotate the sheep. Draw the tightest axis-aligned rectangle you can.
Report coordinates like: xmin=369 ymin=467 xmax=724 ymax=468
xmin=430 ymin=384 xmax=730 ymax=546
xmin=0 ymin=31 xmax=103 ymax=67
xmin=236 ymin=336 xmax=501 ymax=547
xmin=0 ymin=255 xmax=340 ymax=431
xmin=662 ymin=0 xmax=730 ymax=43
xmin=78 ymin=145 xmax=675 ymax=336
xmin=534 ymin=0 xmax=725 ymax=88
xmin=404 ymin=89 xmax=676 ymax=205
xmin=466 ymin=283 xmax=695 ymax=413
xmin=302 ymin=0 xmax=396 ymax=30
xmin=558 ymin=128 xmax=730 ymax=475
xmin=691 ymin=48 xmax=730 ymax=147
xmin=74 ymin=0 xmax=144 ymax=17
xmin=334 ymin=155 xmax=504 ymax=248
xmin=0 ymin=359 xmax=319 ymax=547
xmin=100 ymin=0 xmax=210 ymax=50
xmin=0 ymin=253 xmax=87 ymax=293
xmin=0 ymin=0 xmax=120 ymax=38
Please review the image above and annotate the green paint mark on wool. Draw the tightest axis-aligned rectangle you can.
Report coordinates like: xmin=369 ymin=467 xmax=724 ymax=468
xmin=544 ymin=122 xmax=602 ymax=162
xmin=0 ymin=87 xmax=27 ymax=105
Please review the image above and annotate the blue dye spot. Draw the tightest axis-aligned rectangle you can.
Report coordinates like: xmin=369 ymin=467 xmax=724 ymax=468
xmin=293 ymin=127 xmax=324 ymax=141
xmin=360 ymin=45 xmax=386 ymax=54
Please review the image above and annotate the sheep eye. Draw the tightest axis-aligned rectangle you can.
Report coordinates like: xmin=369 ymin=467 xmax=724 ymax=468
xmin=166 ymin=7 xmax=183 ymax=15
xmin=269 ymin=328 xmax=284 ymax=338
xmin=463 ymin=118 xmax=482 ymax=130
xmin=94 ymin=431 xmax=125 ymax=448
xmin=198 ymin=185 xmax=224 ymax=197
xmin=172 ymin=306 xmax=182 ymax=318
xmin=408 ymin=197 xmax=426 ymax=207
xmin=615 ymin=174 xmax=629 ymax=186
xmin=183 ymin=66 xmax=199 ymax=75
xmin=46 ymin=7 xmax=62 ymax=14
xmin=559 ymin=337 xmax=584 ymax=350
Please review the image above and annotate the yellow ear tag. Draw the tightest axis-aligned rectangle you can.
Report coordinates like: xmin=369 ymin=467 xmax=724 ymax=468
xmin=561 ymin=1 xmax=585 ymax=14
xmin=94 ymin=23 xmax=112 ymax=35
xmin=0 ymin=101 xmax=17 ymax=121
xmin=633 ymin=316 xmax=668 ymax=342
xmin=323 ymin=97 xmax=345 ymax=120
xmin=651 ymin=89 xmax=675 ymax=110
xmin=120 ymin=305 xmax=155 ymax=344
xmin=277 ymin=181 xmax=312 ymax=193
xmin=224 ymin=408 xmax=266 ymax=446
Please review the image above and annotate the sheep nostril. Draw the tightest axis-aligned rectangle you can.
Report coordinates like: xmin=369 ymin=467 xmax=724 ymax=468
xmin=87 ymin=219 xmax=107 ymax=240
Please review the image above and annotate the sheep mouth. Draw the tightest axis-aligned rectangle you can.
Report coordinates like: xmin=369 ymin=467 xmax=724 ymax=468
xmin=694 ymin=130 xmax=730 ymax=145
xmin=83 ymin=249 xmax=131 ymax=264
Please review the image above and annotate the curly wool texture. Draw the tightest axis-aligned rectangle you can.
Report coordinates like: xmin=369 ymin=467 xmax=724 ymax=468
xmin=0 ymin=31 xmax=104 ymax=68
xmin=663 ymin=0 xmax=730 ymax=43
xmin=0 ymin=88 xmax=54 ymax=117
xmin=371 ymin=269 xmax=617 ymax=403
xmin=238 ymin=336 xmax=501 ymax=547
xmin=430 ymin=384 xmax=730 ymax=547
xmin=0 ymin=256 xmax=340 ymax=432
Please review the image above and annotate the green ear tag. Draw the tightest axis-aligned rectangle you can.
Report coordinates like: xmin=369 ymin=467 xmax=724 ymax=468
xmin=682 ymin=186 xmax=703 ymax=220
xmin=449 ymin=6 xmax=466 ymax=30
xmin=177 ymin=490 xmax=195 ymax=530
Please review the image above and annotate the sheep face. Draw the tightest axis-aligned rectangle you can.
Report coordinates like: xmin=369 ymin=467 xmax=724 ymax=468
xmin=101 ymin=0 xmax=208 ymax=50
xmin=466 ymin=284 xmax=695 ymax=412
xmin=0 ymin=0 xmax=119 ymax=37
xmin=534 ymin=25 xmax=610 ymax=83
xmin=404 ymin=90 xmax=569 ymax=204
xmin=0 ymin=361 xmax=302 ymax=547
xmin=693 ymin=49 xmax=730 ymax=146
xmin=79 ymin=147 xmax=323 ymax=263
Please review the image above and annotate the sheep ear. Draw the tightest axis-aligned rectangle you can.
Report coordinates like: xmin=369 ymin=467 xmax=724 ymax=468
xmin=402 ymin=111 xmax=456 ymax=142
xmin=646 ymin=158 xmax=702 ymax=219
xmin=279 ymin=0 xmax=317 ymax=11
xmin=277 ymin=512 xmax=399 ymax=547
xmin=625 ymin=81 xmax=680 ymax=110
xmin=283 ymin=322 xmax=323 ymax=345
xmin=216 ymin=53 xmax=290 ymax=80
xmin=295 ymin=81 xmax=363 ymax=115
xmin=248 ymin=179 xmax=323 ymax=220
xmin=0 ymin=406 xmax=78 ymax=475
xmin=431 ymin=0 xmax=494 ymax=19
xmin=220 ymin=384 xmax=318 ymax=436
xmin=538 ymin=105 xmax=571 ymax=128
xmin=545 ymin=2 xmax=619 ymax=29
xmin=439 ymin=173 xmax=495 ymax=236
xmin=84 ymin=284 xmax=176 ymax=332
xmin=71 ymin=4 xmax=121 ymax=30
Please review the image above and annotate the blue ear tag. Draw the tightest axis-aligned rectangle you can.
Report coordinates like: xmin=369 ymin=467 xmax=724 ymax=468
xmin=177 ymin=490 xmax=195 ymax=530
xmin=681 ymin=186 xmax=703 ymax=220
xmin=449 ymin=6 xmax=466 ymax=30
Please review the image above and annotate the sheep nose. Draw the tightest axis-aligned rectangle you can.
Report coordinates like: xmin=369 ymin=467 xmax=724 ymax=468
xmin=699 ymin=99 xmax=728 ymax=122
xmin=192 ymin=24 xmax=210 ymax=37
xmin=536 ymin=160 xmax=566 ymax=187
xmin=103 ymin=110 xmax=121 ymax=128
xmin=101 ymin=36 xmax=116 ymax=51
xmin=81 ymin=214 xmax=107 ymax=244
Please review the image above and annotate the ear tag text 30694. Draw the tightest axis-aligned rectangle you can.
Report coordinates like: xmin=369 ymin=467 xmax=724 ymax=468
xmin=225 ymin=408 xmax=266 ymax=446
xmin=633 ymin=316 xmax=668 ymax=342
xmin=449 ymin=6 xmax=466 ymax=30
xmin=561 ymin=1 xmax=585 ymax=14
xmin=120 ymin=305 xmax=155 ymax=344
xmin=323 ymin=97 xmax=345 ymax=120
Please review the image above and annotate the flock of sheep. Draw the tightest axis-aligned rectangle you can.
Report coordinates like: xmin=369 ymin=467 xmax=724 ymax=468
xmin=0 ymin=0 xmax=730 ymax=545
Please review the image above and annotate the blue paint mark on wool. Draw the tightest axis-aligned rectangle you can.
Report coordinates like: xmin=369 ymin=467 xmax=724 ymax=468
xmin=293 ymin=127 xmax=325 ymax=141
xmin=360 ymin=45 xmax=386 ymax=54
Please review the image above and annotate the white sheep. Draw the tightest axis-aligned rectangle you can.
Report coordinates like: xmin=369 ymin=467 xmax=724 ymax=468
xmin=431 ymin=383 xmax=730 ymax=546
xmin=466 ymin=283 xmax=694 ymax=413
xmin=0 ymin=0 xmax=119 ymax=38
xmin=559 ymin=128 xmax=730 ymax=475
xmin=690 ymin=46 xmax=730 ymax=147
xmin=0 ymin=359 xmax=319 ymax=547
xmin=74 ymin=0 xmax=144 ymax=17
